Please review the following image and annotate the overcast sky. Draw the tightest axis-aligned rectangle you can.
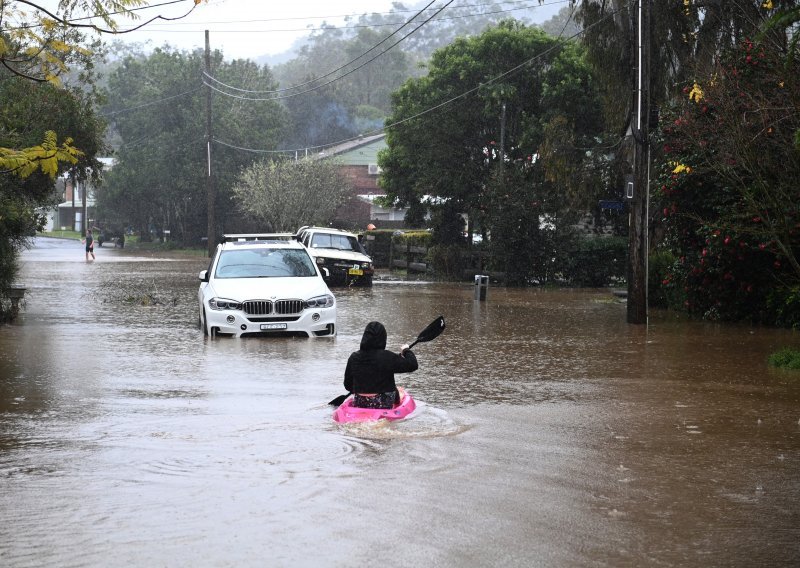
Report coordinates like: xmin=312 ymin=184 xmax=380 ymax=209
xmin=105 ymin=0 xmax=412 ymax=60
xmin=40 ymin=0 xmax=563 ymax=62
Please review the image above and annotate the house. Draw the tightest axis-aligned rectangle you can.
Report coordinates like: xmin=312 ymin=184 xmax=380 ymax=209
xmin=41 ymin=157 xmax=114 ymax=232
xmin=315 ymin=134 xmax=407 ymax=229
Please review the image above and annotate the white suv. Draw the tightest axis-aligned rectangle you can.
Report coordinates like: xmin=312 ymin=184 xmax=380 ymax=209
xmin=296 ymin=226 xmax=374 ymax=287
xmin=198 ymin=234 xmax=336 ymax=337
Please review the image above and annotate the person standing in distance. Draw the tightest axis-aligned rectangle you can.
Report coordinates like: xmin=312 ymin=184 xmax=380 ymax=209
xmin=343 ymin=321 xmax=418 ymax=409
xmin=81 ymin=228 xmax=96 ymax=262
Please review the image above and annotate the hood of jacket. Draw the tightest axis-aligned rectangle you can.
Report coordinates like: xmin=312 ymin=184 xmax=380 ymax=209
xmin=359 ymin=321 xmax=387 ymax=350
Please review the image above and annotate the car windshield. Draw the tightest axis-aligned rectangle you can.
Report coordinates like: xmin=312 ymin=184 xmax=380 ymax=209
xmin=310 ymin=233 xmax=362 ymax=252
xmin=214 ymin=248 xmax=317 ymax=278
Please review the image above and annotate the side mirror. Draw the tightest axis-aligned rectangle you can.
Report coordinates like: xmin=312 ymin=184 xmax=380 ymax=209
xmin=320 ymin=267 xmax=330 ymax=278
xmin=199 ymin=270 xmax=208 ymax=282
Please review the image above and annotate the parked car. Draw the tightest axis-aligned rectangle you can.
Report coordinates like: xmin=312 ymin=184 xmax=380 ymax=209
xmin=296 ymin=226 xmax=374 ymax=287
xmin=198 ymin=234 xmax=336 ymax=338
xmin=96 ymin=228 xmax=125 ymax=248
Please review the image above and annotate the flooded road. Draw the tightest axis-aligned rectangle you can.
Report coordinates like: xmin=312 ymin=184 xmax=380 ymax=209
xmin=1 ymin=237 xmax=799 ymax=567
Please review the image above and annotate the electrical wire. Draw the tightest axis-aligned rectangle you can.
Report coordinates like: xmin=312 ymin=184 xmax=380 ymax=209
xmin=113 ymin=133 xmax=206 ymax=161
xmin=201 ymin=0 xmax=438 ymax=95
xmin=102 ymin=86 xmax=202 ymax=117
xmin=133 ymin=1 xmax=566 ymax=34
xmin=136 ymin=0 xmax=560 ymax=28
xmin=201 ymin=0 xmax=457 ymax=102
xmin=212 ymin=7 xmax=622 ymax=158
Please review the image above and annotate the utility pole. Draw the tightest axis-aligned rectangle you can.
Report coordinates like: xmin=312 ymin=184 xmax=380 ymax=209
xmin=499 ymin=102 xmax=506 ymax=162
xmin=70 ymin=169 xmax=77 ymax=231
xmin=81 ymin=176 xmax=87 ymax=233
xmin=627 ymin=0 xmax=650 ymax=324
xmin=205 ymin=30 xmax=216 ymax=258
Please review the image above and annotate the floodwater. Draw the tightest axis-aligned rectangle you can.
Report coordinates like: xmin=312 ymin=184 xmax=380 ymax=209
xmin=1 ymin=237 xmax=799 ymax=567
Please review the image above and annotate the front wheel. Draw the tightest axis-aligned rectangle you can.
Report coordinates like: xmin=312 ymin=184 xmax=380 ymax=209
xmin=201 ymin=309 xmax=209 ymax=336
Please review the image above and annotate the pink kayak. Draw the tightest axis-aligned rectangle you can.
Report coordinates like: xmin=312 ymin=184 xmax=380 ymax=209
xmin=332 ymin=389 xmax=416 ymax=423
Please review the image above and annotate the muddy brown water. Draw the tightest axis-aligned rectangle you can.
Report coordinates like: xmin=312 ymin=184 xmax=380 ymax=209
xmin=0 ymin=237 xmax=798 ymax=567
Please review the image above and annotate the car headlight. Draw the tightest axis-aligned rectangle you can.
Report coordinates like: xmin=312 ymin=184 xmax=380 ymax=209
xmin=306 ymin=294 xmax=334 ymax=309
xmin=209 ymin=297 xmax=242 ymax=310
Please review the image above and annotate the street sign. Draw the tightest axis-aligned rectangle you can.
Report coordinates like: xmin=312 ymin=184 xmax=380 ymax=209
xmin=599 ymin=200 xmax=625 ymax=211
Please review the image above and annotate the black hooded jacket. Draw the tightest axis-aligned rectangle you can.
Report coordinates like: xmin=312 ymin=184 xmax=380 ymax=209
xmin=343 ymin=321 xmax=418 ymax=394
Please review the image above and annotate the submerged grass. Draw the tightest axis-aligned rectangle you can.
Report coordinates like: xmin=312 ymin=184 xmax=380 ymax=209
xmin=768 ymin=347 xmax=800 ymax=370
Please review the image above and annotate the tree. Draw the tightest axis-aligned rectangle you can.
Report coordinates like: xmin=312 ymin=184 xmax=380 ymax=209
xmin=656 ymin=33 xmax=800 ymax=325
xmin=0 ymin=1 xmax=203 ymax=321
xmin=0 ymin=74 xmax=107 ymax=320
xmin=378 ymin=20 xmax=603 ymax=284
xmin=273 ymin=23 xmax=413 ymax=149
xmin=0 ymin=1 xmax=204 ymax=82
xmin=231 ymin=158 xmax=352 ymax=232
xmin=100 ymin=47 xmax=289 ymax=244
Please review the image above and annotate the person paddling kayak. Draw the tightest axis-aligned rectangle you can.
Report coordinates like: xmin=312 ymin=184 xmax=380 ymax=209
xmin=344 ymin=321 xmax=418 ymax=409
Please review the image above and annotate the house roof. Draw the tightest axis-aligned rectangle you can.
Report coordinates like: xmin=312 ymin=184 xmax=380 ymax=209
xmin=315 ymin=133 xmax=386 ymax=166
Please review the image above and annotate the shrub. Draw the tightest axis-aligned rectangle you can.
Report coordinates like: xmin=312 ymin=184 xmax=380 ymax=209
xmin=766 ymin=286 xmax=800 ymax=330
xmin=649 ymin=250 xmax=677 ymax=308
xmin=426 ymin=244 xmax=466 ymax=279
xmin=562 ymin=237 xmax=627 ymax=287
xmin=392 ymin=230 xmax=432 ymax=248
xmin=768 ymin=348 xmax=800 ymax=370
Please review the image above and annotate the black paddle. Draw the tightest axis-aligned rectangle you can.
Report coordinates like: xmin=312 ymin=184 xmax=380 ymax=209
xmin=328 ymin=316 xmax=446 ymax=407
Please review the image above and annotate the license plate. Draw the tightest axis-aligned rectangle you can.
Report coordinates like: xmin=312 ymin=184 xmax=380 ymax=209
xmin=260 ymin=323 xmax=288 ymax=330
xmin=348 ymin=268 xmax=363 ymax=276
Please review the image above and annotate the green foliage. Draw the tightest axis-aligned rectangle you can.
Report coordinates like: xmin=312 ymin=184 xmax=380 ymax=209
xmin=0 ymin=73 xmax=106 ymax=320
xmin=0 ymin=0 xmax=148 ymax=83
xmin=562 ymin=236 xmax=627 ymax=287
xmin=273 ymin=25 xmax=412 ymax=148
xmin=655 ymin=36 xmax=800 ymax=324
xmin=426 ymin=244 xmax=466 ymax=280
xmin=231 ymin=158 xmax=351 ymax=232
xmin=100 ymin=48 xmax=288 ymax=244
xmin=648 ymin=250 xmax=679 ymax=308
xmin=0 ymin=131 xmax=81 ymax=178
xmin=392 ymin=230 xmax=432 ymax=249
xmin=380 ymin=20 xmax=603 ymax=286
xmin=766 ymin=286 xmax=800 ymax=330
xmin=768 ymin=347 xmax=800 ymax=370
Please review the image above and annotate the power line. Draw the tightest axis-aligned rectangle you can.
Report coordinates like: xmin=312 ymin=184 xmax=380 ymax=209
xmin=202 ymin=0 xmax=439 ymax=95
xmin=129 ymin=1 xmax=565 ymax=34
xmin=102 ymin=87 xmax=202 ymax=117
xmin=212 ymin=7 xmax=620 ymax=158
xmin=202 ymin=0 xmax=457 ymax=102
xmin=123 ymin=0 xmax=571 ymax=29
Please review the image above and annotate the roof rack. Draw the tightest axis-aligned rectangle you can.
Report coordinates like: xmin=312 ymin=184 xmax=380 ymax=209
xmin=222 ymin=233 xmax=297 ymax=242
xmin=297 ymin=226 xmax=355 ymax=235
